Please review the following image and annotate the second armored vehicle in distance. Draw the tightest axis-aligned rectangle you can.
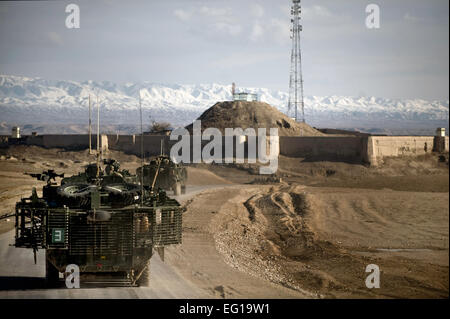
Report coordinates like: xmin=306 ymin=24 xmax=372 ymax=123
xmin=136 ymin=155 xmax=187 ymax=195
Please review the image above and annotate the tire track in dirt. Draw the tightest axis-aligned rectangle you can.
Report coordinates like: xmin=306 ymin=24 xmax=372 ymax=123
xmin=212 ymin=184 xmax=448 ymax=298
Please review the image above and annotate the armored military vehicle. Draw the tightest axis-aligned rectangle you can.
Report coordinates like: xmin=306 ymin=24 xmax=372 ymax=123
xmin=136 ymin=155 xmax=187 ymax=195
xmin=15 ymin=162 xmax=182 ymax=287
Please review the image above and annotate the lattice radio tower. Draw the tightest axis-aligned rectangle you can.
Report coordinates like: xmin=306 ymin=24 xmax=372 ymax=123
xmin=288 ymin=0 xmax=305 ymax=123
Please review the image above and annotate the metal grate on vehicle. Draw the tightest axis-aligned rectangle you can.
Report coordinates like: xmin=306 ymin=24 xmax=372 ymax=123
xmin=69 ymin=211 xmax=133 ymax=256
xmin=152 ymin=209 xmax=182 ymax=246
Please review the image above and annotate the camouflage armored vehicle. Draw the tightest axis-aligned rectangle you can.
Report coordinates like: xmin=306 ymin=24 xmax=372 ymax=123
xmin=136 ymin=155 xmax=187 ymax=195
xmin=14 ymin=162 xmax=182 ymax=287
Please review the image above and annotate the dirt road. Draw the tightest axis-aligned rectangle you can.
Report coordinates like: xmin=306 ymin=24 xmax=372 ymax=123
xmin=0 ymin=228 xmax=206 ymax=298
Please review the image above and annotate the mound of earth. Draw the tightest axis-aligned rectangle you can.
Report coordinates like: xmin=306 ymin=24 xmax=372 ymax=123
xmin=186 ymin=101 xmax=325 ymax=136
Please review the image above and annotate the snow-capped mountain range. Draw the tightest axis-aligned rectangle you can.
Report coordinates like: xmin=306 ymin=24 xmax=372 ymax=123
xmin=0 ymin=74 xmax=448 ymax=135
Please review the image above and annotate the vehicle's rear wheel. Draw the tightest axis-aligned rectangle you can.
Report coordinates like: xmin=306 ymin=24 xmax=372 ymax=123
xmin=45 ymin=254 xmax=60 ymax=288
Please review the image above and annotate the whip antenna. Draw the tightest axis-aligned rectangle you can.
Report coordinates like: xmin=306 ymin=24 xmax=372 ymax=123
xmin=139 ymin=91 xmax=144 ymax=206
xmin=88 ymin=94 xmax=92 ymax=154
xmin=96 ymin=94 xmax=100 ymax=178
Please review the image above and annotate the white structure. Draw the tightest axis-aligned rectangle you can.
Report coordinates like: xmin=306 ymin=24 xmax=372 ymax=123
xmin=233 ymin=92 xmax=258 ymax=102
xmin=11 ymin=126 xmax=20 ymax=139
xmin=436 ymin=128 xmax=446 ymax=137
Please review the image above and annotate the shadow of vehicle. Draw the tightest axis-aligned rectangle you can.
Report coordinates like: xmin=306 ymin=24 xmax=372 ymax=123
xmin=0 ymin=276 xmax=57 ymax=290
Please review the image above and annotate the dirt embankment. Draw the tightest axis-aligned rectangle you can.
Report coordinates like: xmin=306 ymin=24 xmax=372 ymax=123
xmin=166 ymin=186 xmax=310 ymax=298
xmin=206 ymin=184 xmax=448 ymax=298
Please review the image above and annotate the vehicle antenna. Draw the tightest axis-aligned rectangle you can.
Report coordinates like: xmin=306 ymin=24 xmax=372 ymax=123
xmin=139 ymin=91 xmax=144 ymax=206
xmin=89 ymin=94 xmax=92 ymax=154
xmin=96 ymin=94 xmax=100 ymax=179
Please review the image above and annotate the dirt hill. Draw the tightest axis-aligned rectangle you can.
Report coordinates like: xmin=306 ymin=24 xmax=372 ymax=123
xmin=186 ymin=101 xmax=325 ymax=136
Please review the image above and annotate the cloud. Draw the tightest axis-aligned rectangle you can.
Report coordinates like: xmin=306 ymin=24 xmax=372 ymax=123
xmin=250 ymin=4 xmax=264 ymax=18
xmin=174 ymin=9 xmax=191 ymax=21
xmin=280 ymin=4 xmax=290 ymax=17
xmin=210 ymin=52 xmax=285 ymax=69
xmin=250 ymin=21 xmax=264 ymax=42
xmin=175 ymin=5 xmax=240 ymax=38
xmin=404 ymin=13 xmax=423 ymax=22
xmin=199 ymin=6 xmax=231 ymax=17
xmin=303 ymin=5 xmax=333 ymax=19
xmin=213 ymin=22 xmax=241 ymax=37
xmin=47 ymin=32 xmax=63 ymax=46
xmin=248 ymin=17 xmax=290 ymax=44
xmin=267 ymin=18 xmax=290 ymax=44
xmin=102 ymin=0 xmax=116 ymax=6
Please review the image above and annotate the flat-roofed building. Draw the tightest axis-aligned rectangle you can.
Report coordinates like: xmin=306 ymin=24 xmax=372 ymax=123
xmin=233 ymin=92 xmax=258 ymax=102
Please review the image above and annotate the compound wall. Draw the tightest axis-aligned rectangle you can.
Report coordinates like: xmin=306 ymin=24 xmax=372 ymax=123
xmin=23 ymin=134 xmax=108 ymax=152
xmin=367 ymin=136 xmax=449 ymax=165
xmin=109 ymin=134 xmax=278 ymax=161
xmin=279 ymin=136 xmax=367 ymax=163
xmin=107 ymin=135 xmax=167 ymax=157
xmin=12 ymin=134 xmax=449 ymax=167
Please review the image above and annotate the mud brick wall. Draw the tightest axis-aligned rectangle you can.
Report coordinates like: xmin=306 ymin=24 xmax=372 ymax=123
xmin=366 ymin=136 xmax=449 ymax=166
xmin=111 ymin=135 xmax=278 ymax=162
xmin=24 ymin=134 xmax=108 ymax=152
xmin=279 ymin=136 xmax=367 ymax=163
xmin=16 ymin=134 xmax=449 ymax=167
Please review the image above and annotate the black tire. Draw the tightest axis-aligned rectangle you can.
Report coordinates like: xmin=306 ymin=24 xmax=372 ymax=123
xmin=181 ymin=184 xmax=186 ymax=194
xmin=104 ymin=183 xmax=141 ymax=207
xmin=56 ymin=183 xmax=95 ymax=208
xmin=45 ymin=255 xmax=60 ymax=288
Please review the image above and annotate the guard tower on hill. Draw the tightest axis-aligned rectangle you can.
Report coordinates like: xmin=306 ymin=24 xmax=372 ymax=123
xmin=231 ymin=82 xmax=258 ymax=102
xmin=233 ymin=92 xmax=258 ymax=102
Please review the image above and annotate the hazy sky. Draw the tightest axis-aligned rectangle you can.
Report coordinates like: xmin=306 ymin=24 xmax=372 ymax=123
xmin=0 ymin=0 xmax=448 ymax=100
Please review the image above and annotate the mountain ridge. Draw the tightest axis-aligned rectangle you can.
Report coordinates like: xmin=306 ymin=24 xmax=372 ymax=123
xmin=0 ymin=74 xmax=448 ymax=135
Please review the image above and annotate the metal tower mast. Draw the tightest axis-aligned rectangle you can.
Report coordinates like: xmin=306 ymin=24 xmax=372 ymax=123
xmin=288 ymin=0 xmax=305 ymax=123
